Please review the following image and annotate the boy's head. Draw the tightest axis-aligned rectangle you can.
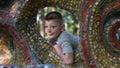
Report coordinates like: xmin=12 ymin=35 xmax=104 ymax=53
xmin=44 ymin=11 xmax=65 ymax=40
xmin=44 ymin=11 xmax=63 ymax=23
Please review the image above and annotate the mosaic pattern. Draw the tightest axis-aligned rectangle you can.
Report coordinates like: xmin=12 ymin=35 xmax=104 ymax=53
xmin=16 ymin=0 xmax=84 ymax=67
xmin=0 ymin=0 xmax=120 ymax=68
xmin=0 ymin=23 xmax=32 ymax=66
xmin=86 ymin=0 xmax=120 ymax=68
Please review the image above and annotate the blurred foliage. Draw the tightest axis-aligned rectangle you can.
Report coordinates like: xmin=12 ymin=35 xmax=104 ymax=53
xmin=37 ymin=7 xmax=79 ymax=42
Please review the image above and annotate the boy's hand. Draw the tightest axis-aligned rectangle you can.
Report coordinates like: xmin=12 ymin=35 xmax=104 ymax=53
xmin=53 ymin=44 xmax=74 ymax=65
xmin=53 ymin=44 xmax=62 ymax=57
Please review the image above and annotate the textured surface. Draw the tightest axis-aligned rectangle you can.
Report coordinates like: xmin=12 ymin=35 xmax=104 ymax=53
xmin=0 ymin=0 xmax=120 ymax=68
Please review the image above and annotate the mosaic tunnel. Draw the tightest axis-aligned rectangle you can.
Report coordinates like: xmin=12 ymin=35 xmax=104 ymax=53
xmin=0 ymin=0 xmax=120 ymax=68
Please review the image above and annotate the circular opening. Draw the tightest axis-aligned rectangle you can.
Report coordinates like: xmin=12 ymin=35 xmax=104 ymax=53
xmin=0 ymin=25 xmax=28 ymax=66
xmin=36 ymin=7 xmax=79 ymax=43
xmin=0 ymin=33 xmax=12 ymax=66
xmin=116 ymin=28 xmax=120 ymax=41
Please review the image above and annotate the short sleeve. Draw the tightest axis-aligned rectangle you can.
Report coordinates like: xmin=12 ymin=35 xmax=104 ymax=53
xmin=61 ymin=41 xmax=73 ymax=54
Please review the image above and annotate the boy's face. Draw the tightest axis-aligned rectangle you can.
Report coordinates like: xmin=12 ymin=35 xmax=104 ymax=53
xmin=44 ymin=20 xmax=64 ymax=40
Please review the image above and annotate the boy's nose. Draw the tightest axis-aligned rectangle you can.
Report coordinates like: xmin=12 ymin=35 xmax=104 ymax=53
xmin=47 ymin=29 xmax=52 ymax=33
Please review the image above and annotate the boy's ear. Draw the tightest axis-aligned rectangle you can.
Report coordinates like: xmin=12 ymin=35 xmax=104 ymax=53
xmin=61 ymin=23 xmax=65 ymax=31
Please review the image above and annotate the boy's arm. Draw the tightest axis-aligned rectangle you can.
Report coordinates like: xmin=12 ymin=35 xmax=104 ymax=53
xmin=53 ymin=45 xmax=74 ymax=65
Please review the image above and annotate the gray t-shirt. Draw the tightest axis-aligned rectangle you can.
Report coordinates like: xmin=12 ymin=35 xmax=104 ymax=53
xmin=56 ymin=30 xmax=80 ymax=54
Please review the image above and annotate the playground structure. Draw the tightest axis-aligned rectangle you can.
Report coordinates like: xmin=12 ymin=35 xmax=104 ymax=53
xmin=0 ymin=0 xmax=120 ymax=68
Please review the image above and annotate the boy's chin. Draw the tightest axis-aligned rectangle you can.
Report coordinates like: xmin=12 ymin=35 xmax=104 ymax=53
xmin=48 ymin=37 xmax=54 ymax=39
xmin=49 ymin=38 xmax=54 ymax=40
xmin=48 ymin=36 xmax=54 ymax=39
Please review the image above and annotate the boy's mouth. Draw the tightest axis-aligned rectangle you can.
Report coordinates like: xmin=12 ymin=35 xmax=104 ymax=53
xmin=48 ymin=34 xmax=53 ymax=36
xmin=47 ymin=33 xmax=54 ymax=35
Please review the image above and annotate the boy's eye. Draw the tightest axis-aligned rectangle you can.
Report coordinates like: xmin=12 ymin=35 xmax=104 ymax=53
xmin=52 ymin=26 xmax=56 ymax=28
xmin=44 ymin=26 xmax=48 ymax=28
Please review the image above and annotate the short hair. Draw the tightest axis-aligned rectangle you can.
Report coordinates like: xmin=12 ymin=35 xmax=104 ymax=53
xmin=44 ymin=11 xmax=63 ymax=23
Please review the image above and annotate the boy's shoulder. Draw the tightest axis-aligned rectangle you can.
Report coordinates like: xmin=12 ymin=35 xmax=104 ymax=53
xmin=59 ymin=30 xmax=71 ymax=39
xmin=57 ymin=31 xmax=73 ymax=43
